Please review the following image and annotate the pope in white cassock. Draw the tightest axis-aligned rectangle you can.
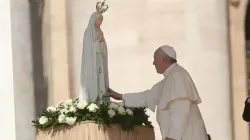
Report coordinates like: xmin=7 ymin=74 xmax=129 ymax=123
xmin=108 ymin=45 xmax=208 ymax=140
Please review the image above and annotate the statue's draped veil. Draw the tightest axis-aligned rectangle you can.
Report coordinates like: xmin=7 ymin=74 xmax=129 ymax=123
xmin=79 ymin=12 xmax=99 ymax=101
xmin=79 ymin=12 xmax=109 ymax=102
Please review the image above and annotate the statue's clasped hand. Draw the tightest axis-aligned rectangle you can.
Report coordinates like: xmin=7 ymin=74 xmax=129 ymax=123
xmin=98 ymin=31 xmax=104 ymax=42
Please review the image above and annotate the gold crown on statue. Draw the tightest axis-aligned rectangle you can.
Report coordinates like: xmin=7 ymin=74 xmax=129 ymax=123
xmin=96 ymin=0 xmax=109 ymax=14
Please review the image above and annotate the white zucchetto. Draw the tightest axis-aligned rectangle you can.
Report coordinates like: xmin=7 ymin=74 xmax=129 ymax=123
xmin=160 ymin=45 xmax=176 ymax=59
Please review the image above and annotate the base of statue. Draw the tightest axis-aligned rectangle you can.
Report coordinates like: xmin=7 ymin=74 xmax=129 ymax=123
xmin=36 ymin=121 xmax=155 ymax=140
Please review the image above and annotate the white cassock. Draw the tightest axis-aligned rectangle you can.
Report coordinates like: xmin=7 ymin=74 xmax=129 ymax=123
xmin=122 ymin=63 xmax=208 ymax=140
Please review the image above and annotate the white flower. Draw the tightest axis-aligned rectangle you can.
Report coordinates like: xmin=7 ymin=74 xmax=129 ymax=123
xmin=126 ymin=108 xmax=133 ymax=115
xmin=108 ymin=102 xmax=119 ymax=109
xmin=64 ymin=99 xmax=73 ymax=106
xmin=69 ymin=106 xmax=76 ymax=113
xmin=77 ymin=100 xmax=88 ymax=109
xmin=108 ymin=109 xmax=116 ymax=118
xmin=65 ymin=117 xmax=77 ymax=125
xmin=47 ymin=106 xmax=57 ymax=112
xmin=117 ymin=106 xmax=126 ymax=115
xmin=58 ymin=114 xmax=66 ymax=123
xmin=39 ymin=116 xmax=48 ymax=125
xmin=60 ymin=108 xmax=69 ymax=114
xmin=56 ymin=101 xmax=64 ymax=108
xmin=118 ymin=102 xmax=124 ymax=106
xmin=87 ymin=103 xmax=99 ymax=112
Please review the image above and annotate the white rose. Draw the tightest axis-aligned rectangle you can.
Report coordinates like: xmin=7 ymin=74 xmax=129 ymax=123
xmin=118 ymin=102 xmax=124 ymax=106
xmin=47 ymin=106 xmax=57 ymax=112
xmin=87 ymin=103 xmax=99 ymax=112
xmin=108 ymin=102 xmax=119 ymax=109
xmin=108 ymin=109 xmax=116 ymax=118
xmin=58 ymin=114 xmax=66 ymax=123
xmin=60 ymin=108 xmax=69 ymax=114
xmin=64 ymin=99 xmax=73 ymax=106
xmin=56 ymin=101 xmax=64 ymax=108
xmin=117 ymin=106 xmax=126 ymax=115
xmin=69 ymin=106 xmax=76 ymax=113
xmin=77 ymin=100 xmax=88 ymax=109
xmin=126 ymin=108 xmax=133 ymax=115
xmin=65 ymin=117 xmax=77 ymax=125
xmin=39 ymin=116 xmax=48 ymax=125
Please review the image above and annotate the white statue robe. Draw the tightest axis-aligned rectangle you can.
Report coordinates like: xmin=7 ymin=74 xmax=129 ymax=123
xmin=122 ymin=63 xmax=208 ymax=140
xmin=79 ymin=12 xmax=109 ymax=103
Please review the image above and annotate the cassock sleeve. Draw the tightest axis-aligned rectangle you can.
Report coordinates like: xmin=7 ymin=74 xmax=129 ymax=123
xmin=122 ymin=90 xmax=149 ymax=108
xmin=243 ymin=97 xmax=250 ymax=122
xmin=167 ymin=99 xmax=191 ymax=140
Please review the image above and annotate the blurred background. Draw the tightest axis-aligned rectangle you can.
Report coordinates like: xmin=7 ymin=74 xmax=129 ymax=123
xmin=0 ymin=0 xmax=250 ymax=140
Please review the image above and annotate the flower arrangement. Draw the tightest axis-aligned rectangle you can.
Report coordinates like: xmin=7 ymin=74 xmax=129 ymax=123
xmin=32 ymin=98 xmax=153 ymax=131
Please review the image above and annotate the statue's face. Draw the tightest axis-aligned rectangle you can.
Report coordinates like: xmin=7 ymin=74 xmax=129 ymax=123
xmin=95 ymin=14 xmax=103 ymax=28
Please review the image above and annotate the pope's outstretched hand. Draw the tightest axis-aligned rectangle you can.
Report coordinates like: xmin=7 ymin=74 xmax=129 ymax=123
xmin=106 ymin=88 xmax=122 ymax=100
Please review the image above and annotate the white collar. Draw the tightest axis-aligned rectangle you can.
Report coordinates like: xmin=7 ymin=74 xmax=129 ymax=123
xmin=163 ymin=63 xmax=177 ymax=77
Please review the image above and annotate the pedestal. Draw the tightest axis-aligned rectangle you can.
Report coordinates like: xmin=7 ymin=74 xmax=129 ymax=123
xmin=36 ymin=122 xmax=155 ymax=140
